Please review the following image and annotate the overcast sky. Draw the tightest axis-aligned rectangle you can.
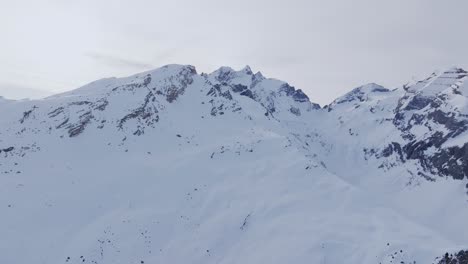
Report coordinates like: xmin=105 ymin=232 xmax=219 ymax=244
xmin=1 ymin=0 xmax=467 ymax=104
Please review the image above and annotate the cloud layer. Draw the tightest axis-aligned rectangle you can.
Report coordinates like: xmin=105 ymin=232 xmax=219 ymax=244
xmin=1 ymin=0 xmax=467 ymax=104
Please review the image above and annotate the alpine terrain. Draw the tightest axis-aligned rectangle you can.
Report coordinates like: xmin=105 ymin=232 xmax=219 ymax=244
xmin=1 ymin=64 xmax=468 ymax=264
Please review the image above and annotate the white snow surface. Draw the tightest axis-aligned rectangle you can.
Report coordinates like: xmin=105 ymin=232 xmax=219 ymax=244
xmin=0 ymin=65 xmax=467 ymax=264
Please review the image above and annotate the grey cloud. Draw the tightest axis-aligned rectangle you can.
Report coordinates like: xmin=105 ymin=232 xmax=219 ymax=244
xmin=0 ymin=82 xmax=53 ymax=100
xmin=85 ymin=52 xmax=154 ymax=70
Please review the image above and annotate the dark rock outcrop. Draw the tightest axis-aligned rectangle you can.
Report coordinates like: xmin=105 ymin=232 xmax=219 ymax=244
xmin=437 ymin=250 xmax=468 ymax=264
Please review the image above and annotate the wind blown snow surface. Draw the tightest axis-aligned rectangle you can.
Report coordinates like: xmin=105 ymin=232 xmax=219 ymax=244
xmin=1 ymin=65 xmax=468 ymax=264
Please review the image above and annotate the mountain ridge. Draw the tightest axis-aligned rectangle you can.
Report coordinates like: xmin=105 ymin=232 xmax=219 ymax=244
xmin=4 ymin=64 xmax=466 ymax=107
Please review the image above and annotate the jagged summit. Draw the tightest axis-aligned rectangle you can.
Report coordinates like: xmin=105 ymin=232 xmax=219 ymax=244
xmin=240 ymin=65 xmax=253 ymax=75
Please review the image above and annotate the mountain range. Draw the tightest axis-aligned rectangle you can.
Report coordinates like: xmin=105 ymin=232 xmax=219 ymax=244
xmin=1 ymin=64 xmax=468 ymax=264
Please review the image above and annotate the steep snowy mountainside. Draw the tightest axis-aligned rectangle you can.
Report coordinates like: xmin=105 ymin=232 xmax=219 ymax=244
xmin=2 ymin=64 xmax=310 ymax=140
xmin=322 ymin=68 xmax=468 ymax=181
xmin=1 ymin=65 xmax=468 ymax=264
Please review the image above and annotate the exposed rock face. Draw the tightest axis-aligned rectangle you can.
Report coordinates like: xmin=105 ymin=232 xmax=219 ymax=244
xmin=151 ymin=65 xmax=196 ymax=103
xmin=390 ymin=69 xmax=468 ymax=180
xmin=437 ymin=250 xmax=468 ymax=264
xmin=279 ymin=83 xmax=313 ymax=103
xmin=117 ymin=92 xmax=159 ymax=136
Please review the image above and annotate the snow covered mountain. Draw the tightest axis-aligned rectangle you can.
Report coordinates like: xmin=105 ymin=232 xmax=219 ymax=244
xmin=1 ymin=65 xmax=468 ymax=264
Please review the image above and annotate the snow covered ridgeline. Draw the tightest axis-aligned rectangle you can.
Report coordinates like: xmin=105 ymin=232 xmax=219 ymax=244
xmin=325 ymin=68 xmax=468 ymax=181
xmin=1 ymin=64 xmax=468 ymax=264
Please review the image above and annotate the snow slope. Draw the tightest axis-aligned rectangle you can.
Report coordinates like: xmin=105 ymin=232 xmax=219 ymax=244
xmin=0 ymin=65 xmax=467 ymax=264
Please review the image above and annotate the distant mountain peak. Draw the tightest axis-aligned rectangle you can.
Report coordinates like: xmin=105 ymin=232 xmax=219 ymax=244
xmin=240 ymin=65 xmax=253 ymax=75
xmin=326 ymin=82 xmax=390 ymax=110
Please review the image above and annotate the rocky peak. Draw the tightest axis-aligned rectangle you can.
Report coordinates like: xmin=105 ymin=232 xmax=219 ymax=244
xmin=208 ymin=65 xmax=262 ymax=88
xmin=326 ymin=83 xmax=390 ymax=111
xmin=278 ymin=83 xmax=312 ymax=103
xmin=240 ymin=65 xmax=253 ymax=75
xmin=156 ymin=64 xmax=197 ymax=75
